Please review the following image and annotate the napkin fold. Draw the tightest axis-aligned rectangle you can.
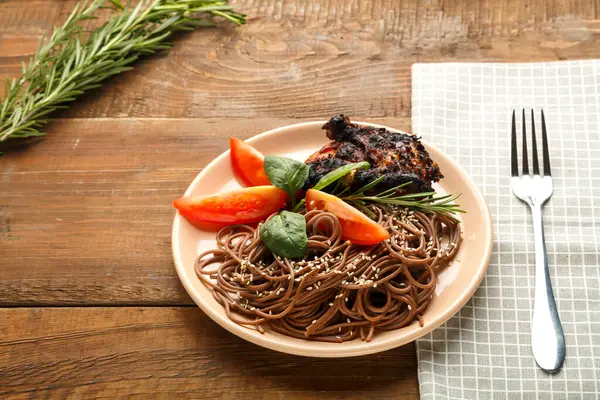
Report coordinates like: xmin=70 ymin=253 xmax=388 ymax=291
xmin=412 ymin=60 xmax=600 ymax=400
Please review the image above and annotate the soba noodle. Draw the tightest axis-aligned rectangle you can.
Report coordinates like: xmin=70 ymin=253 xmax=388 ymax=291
xmin=196 ymin=206 xmax=462 ymax=343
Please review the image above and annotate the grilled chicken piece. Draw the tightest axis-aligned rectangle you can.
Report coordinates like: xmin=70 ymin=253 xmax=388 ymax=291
xmin=304 ymin=115 xmax=442 ymax=193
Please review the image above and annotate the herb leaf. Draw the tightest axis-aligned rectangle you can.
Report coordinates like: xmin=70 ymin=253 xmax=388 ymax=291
xmin=312 ymin=161 xmax=370 ymax=191
xmin=292 ymin=161 xmax=370 ymax=212
xmin=259 ymin=211 xmax=308 ymax=259
xmin=342 ymin=180 xmax=465 ymax=221
xmin=264 ymin=156 xmax=309 ymax=208
xmin=0 ymin=1 xmax=245 ymax=147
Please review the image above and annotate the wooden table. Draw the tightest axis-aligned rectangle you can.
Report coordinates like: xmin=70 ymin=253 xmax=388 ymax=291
xmin=1 ymin=0 xmax=599 ymax=398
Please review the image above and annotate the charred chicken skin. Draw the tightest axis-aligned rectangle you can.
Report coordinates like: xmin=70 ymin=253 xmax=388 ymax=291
xmin=304 ymin=115 xmax=443 ymax=193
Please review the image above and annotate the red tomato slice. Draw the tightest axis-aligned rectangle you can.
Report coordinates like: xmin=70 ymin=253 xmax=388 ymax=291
xmin=305 ymin=189 xmax=390 ymax=245
xmin=174 ymin=186 xmax=287 ymax=229
xmin=230 ymin=138 xmax=271 ymax=187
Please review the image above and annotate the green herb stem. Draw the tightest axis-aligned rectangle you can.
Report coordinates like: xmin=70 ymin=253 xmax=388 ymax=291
xmin=0 ymin=0 xmax=245 ymax=144
xmin=343 ymin=192 xmax=465 ymax=221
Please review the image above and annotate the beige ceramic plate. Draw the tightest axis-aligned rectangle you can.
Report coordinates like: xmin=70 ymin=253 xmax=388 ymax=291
xmin=172 ymin=121 xmax=493 ymax=357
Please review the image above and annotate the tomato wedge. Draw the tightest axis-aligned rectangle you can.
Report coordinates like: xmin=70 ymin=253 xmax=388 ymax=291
xmin=174 ymin=186 xmax=287 ymax=229
xmin=305 ymin=189 xmax=390 ymax=245
xmin=230 ymin=138 xmax=271 ymax=187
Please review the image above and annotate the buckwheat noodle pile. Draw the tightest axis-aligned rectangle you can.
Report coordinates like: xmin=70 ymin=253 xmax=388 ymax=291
xmin=196 ymin=206 xmax=462 ymax=343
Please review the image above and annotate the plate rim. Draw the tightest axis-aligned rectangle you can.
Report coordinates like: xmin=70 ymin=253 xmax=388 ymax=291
xmin=172 ymin=120 xmax=493 ymax=357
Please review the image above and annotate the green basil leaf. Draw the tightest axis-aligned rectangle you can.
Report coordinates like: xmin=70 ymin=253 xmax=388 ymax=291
xmin=312 ymin=161 xmax=370 ymax=191
xmin=264 ymin=156 xmax=310 ymax=202
xmin=259 ymin=211 xmax=308 ymax=259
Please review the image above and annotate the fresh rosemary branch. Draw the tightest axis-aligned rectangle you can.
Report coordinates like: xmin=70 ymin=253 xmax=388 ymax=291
xmin=342 ymin=177 xmax=465 ymax=221
xmin=0 ymin=0 xmax=245 ymax=145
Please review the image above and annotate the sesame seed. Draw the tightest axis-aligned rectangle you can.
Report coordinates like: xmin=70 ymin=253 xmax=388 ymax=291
xmin=306 ymin=287 xmax=313 ymax=291
xmin=373 ymin=283 xmax=378 ymax=288
xmin=407 ymin=305 xmax=412 ymax=311
xmin=345 ymin=297 xmax=349 ymax=302
xmin=269 ymin=310 xmax=272 ymax=315
xmin=336 ymin=336 xmax=341 ymax=340
xmin=346 ymin=318 xmax=351 ymax=324
xmin=329 ymin=303 xmax=334 ymax=307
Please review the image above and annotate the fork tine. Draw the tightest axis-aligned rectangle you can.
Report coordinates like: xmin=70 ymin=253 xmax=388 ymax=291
xmin=511 ymin=110 xmax=518 ymax=176
xmin=531 ymin=109 xmax=540 ymax=175
xmin=522 ymin=109 xmax=529 ymax=175
xmin=541 ymin=110 xmax=552 ymax=176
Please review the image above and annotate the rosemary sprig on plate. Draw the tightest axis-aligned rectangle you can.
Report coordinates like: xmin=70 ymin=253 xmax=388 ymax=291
xmin=341 ymin=176 xmax=465 ymax=221
xmin=0 ymin=0 xmax=245 ymax=146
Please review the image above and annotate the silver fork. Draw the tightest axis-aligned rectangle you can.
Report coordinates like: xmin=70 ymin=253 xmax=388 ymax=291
xmin=511 ymin=109 xmax=565 ymax=372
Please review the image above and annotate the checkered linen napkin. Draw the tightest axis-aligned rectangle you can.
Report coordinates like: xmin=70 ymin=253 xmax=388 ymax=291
xmin=412 ymin=60 xmax=600 ymax=400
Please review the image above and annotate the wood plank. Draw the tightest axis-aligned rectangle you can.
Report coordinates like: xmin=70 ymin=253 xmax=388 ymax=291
xmin=2 ymin=0 xmax=600 ymax=118
xmin=0 ymin=117 xmax=411 ymax=305
xmin=0 ymin=307 xmax=419 ymax=399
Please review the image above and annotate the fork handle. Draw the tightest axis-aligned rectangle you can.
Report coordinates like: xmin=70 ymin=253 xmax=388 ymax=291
xmin=530 ymin=204 xmax=565 ymax=371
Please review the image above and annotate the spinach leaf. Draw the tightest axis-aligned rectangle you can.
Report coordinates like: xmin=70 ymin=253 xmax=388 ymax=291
xmin=292 ymin=161 xmax=371 ymax=211
xmin=264 ymin=156 xmax=310 ymax=209
xmin=259 ymin=211 xmax=308 ymax=259
xmin=312 ymin=161 xmax=370 ymax=191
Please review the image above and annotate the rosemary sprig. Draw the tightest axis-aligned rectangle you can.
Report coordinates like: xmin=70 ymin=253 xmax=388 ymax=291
xmin=0 ymin=0 xmax=245 ymax=145
xmin=342 ymin=178 xmax=465 ymax=221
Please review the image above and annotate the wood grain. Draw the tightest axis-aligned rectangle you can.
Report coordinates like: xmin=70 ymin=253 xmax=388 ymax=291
xmin=0 ymin=307 xmax=419 ymax=399
xmin=1 ymin=0 xmax=600 ymax=397
xmin=1 ymin=0 xmax=600 ymax=119
xmin=0 ymin=117 xmax=411 ymax=305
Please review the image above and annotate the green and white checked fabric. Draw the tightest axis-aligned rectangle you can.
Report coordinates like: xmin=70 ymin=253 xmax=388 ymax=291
xmin=412 ymin=61 xmax=600 ymax=400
